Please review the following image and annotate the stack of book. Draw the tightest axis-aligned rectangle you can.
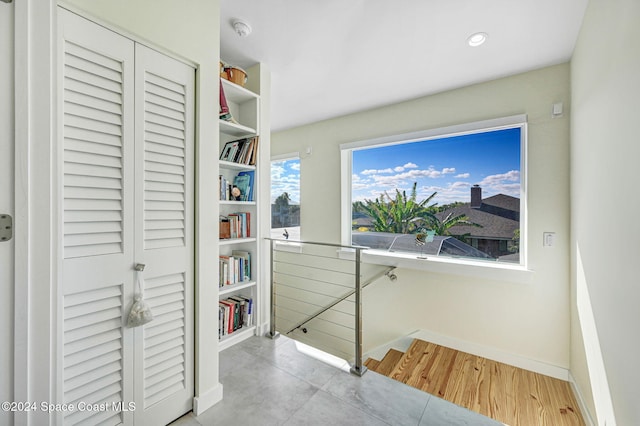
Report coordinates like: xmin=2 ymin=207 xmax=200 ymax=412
xmin=219 ymin=296 xmax=253 ymax=338
xmin=218 ymin=170 xmax=255 ymax=202
xmin=220 ymin=137 xmax=259 ymax=165
xmin=219 ymin=250 xmax=251 ymax=286
xmin=219 ymin=212 xmax=250 ymax=239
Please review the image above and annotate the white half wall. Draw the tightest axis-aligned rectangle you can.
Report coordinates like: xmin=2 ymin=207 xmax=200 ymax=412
xmin=272 ymin=64 xmax=572 ymax=372
xmin=570 ymin=0 xmax=640 ymax=424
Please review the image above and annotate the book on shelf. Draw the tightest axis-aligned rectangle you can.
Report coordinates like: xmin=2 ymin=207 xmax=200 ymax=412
xmin=232 ymin=173 xmax=251 ymax=201
xmin=220 ymin=171 xmax=255 ymax=202
xmin=219 ymin=78 xmax=235 ymax=123
xmin=219 ymin=251 xmax=251 ymax=287
xmin=220 ymin=212 xmax=250 ymax=239
xmin=236 ymin=170 xmax=255 ymax=201
xmin=220 ymin=136 xmax=259 ymax=165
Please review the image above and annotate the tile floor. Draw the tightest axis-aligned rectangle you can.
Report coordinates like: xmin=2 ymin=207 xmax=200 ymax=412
xmin=171 ymin=335 xmax=503 ymax=426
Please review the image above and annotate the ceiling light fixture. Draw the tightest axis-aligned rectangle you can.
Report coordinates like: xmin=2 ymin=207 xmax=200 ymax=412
xmin=233 ymin=20 xmax=252 ymax=38
xmin=467 ymin=32 xmax=488 ymax=47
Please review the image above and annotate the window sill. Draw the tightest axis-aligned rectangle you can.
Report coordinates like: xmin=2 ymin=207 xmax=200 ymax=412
xmin=272 ymin=240 xmax=303 ymax=253
xmin=340 ymin=248 xmax=534 ymax=284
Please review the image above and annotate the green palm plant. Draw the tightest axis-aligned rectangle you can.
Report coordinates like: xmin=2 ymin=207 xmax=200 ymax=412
xmin=353 ymin=182 xmax=483 ymax=237
xmin=356 ymin=182 xmax=438 ymax=234
xmin=428 ymin=212 xmax=482 ymax=236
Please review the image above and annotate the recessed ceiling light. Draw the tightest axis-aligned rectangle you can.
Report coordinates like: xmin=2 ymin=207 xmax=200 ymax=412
xmin=467 ymin=32 xmax=488 ymax=47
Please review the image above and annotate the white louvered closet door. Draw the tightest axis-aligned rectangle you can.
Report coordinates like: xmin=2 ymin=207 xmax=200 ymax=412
xmin=60 ymin=9 xmax=135 ymax=426
xmin=60 ymin=9 xmax=194 ymax=426
xmin=133 ymin=44 xmax=194 ymax=426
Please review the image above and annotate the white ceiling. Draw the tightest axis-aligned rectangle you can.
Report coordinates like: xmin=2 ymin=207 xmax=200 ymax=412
xmin=220 ymin=0 xmax=588 ymax=132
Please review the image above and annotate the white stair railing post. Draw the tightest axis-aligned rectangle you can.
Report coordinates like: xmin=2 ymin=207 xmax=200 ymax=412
xmin=268 ymin=239 xmax=279 ymax=339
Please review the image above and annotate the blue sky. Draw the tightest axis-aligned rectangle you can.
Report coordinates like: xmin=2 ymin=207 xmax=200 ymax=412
xmin=352 ymin=128 xmax=521 ymax=205
xmin=271 ymin=128 xmax=521 ymax=206
xmin=271 ymin=158 xmax=301 ymax=204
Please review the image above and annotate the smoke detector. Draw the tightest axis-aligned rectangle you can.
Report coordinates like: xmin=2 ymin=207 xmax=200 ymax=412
xmin=233 ymin=20 xmax=252 ymax=38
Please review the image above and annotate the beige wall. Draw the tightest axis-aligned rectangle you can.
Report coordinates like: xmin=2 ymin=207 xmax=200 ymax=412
xmin=62 ymin=0 xmax=222 ymax=404
xmin=570 ymin=0 xmax=640 ymax=424
xmin=273 ymin=63 xmax=572 ymax=370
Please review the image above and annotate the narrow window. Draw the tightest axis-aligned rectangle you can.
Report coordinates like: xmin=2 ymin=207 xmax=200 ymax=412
xmin=271 ymin=156 xmax=301 ymax=240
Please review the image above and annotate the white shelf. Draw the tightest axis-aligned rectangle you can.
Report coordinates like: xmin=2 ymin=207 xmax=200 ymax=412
xmin=219 ymin=325 xmax=257 ymax=351
xmin=220 ymin=119 xmax=256 ymax=137
xmin=219 ymin=280 xmax=257 ymax=296
xmin=219 ymin=160 xmax=256 ymax=171
xmin=219 ymin=237 xmax=257 ymax=246
xmin=221 ymin=78 xmax=259 ymax=103
xmin=220 ymin=200 xmax=256 ymax=206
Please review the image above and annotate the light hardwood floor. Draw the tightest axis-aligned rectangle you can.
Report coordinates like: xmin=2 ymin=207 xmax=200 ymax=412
xmin=365 ymin=339 xmax=585 ymax=426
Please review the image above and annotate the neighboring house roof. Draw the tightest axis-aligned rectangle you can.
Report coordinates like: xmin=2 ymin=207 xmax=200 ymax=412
xmin=437 ymin=194 xmax=520 ymax=240
xmin=352 ymin=232 xmax=492 ymax=259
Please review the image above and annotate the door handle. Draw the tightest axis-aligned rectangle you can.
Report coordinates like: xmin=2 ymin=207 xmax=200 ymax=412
xmin=134 ymin=263 xmax=146 ymax=272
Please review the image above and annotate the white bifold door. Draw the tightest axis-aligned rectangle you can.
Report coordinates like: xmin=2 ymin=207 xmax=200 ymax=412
xmin=59 ymin=9 xmax=194 ymax=425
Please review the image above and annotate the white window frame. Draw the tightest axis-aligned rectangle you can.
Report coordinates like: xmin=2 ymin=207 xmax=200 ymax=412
xmin=340 ymin=114 xmax=532 ymax=282
xmin=271 ymin=152 xmax=302 ymax=252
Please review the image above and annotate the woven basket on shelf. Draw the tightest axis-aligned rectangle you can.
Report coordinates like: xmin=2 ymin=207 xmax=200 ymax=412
xmin=222 ymin=65 xmax=247 ymax=87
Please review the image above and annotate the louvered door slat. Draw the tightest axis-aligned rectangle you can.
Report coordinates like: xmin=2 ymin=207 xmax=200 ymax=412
xmin=145 ymin=101 xmax=185 ymax=122
xmin=65 ymin=40 xmax=123 ymax=73
xmin=65 ymin=138 xmax=123 ymax=158
xmin=145 ymin=80 xmax=185 ymax=104
xmin=145 ymin=140 xmax=184 ymax=157
xmin=144 ymin=130 xmax=186 ymax=149
xmin=65 ymin=90 xmax=123 ymax=115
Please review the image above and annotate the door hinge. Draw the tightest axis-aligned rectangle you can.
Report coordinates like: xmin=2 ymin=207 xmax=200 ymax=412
xmin=0 ymin=214 xmax=12 ymax=242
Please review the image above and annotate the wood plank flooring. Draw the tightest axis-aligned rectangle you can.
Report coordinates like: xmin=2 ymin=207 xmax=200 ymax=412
xmin=365 ymin=339 xmax=584 ymax=426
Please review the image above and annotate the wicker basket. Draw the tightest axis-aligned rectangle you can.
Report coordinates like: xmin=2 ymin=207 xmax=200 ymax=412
xmin=223 ymin=66 xmax=247 ymax=87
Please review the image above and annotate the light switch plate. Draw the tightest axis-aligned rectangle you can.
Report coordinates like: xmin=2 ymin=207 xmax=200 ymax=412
xmin=543 ymin=232 xmax=555 ymax=247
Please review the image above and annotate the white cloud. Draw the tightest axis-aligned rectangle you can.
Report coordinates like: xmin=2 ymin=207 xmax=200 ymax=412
xmin=361 ymin=168 xmax=394 ymax=175
xmin=480 ymin=170 xmax=520 ymax=186
xmin=394 ymin=166 xmax=405 ymax=172
xmin=442 ymin=167 xmax=456 ymax=174
xmin=404 ymin=162 xmax=418 ymax=169
xmin=450 ymin=181 xmax=471 ymax=190
xmin=455 ymin=173 xmax=470 ymax=179
xmin=290 ymin=162 xmax=300 ymax=171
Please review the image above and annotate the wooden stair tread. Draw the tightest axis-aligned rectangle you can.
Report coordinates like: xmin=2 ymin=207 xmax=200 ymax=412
xmin=375 ymin=348 xmax=405 ymax=376
xmin=364 ymin=358 xmax=380 ymax=371
xmin=388 ymin=339 xmax=435 ymax=383
xmin=373 ymin=338 xmax=585 ymax=426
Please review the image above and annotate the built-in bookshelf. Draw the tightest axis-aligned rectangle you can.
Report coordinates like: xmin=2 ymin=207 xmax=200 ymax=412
xmin=218 ymin=69 xmax=265 ymax=351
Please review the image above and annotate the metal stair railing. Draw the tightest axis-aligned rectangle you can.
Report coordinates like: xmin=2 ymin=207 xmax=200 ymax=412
xmin=266 ymin=238 xmax=396 ymax=376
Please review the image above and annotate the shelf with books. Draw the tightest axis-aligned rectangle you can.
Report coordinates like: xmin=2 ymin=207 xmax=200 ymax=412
xmin=219 ymin=160 xmax=256 ymax=172
xmin=219 ymin=119 xmax=256 ymax=137
xmin=219 ymin=237 xmax=257 ymax=246
xmin=219 ymin=280 xmax=257 ymax=296
xmin=220 ymin=200 xmax=256 ymax=206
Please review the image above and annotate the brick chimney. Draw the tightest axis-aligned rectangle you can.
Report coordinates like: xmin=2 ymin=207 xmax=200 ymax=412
xmin=471 ymin=185 xmax=482 ymax=208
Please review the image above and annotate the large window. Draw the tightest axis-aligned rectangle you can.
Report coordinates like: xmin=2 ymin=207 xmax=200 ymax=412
xmin=341 ymin=115 xmax=526 ymax=266
xmin=271 ymin=155 xmax=301 ymax=240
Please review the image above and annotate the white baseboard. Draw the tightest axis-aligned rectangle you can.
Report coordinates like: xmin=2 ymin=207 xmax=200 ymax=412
xmin=193 ymin=383 xmax=223 ymax=416
xmin=409 ymin=329 xmax=570 ymax=381
xmin=568 ymin=371 xmax=596 ymax=426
